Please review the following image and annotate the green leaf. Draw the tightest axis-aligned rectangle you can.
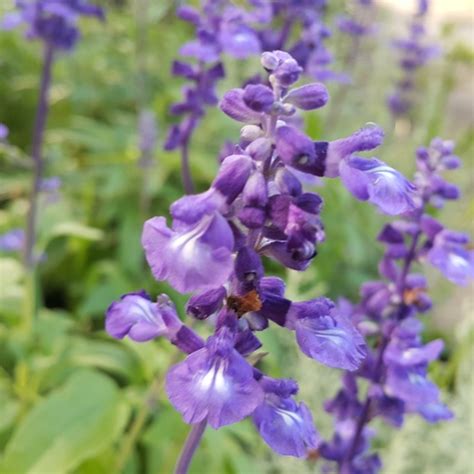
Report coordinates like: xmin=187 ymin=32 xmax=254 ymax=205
xmin=0 ymin=370 xmax=129 ymax=474
xmin=0 ymin=257 xmax=24 ymax=317
xmin=69 ymin=338 xmax=145 ymax=383
xmin=46 ymin=222 xmax=104 ymax=242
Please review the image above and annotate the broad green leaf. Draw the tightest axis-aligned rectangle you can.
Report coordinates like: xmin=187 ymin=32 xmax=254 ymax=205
xmin=0 ymin=258 xmax=24 ymax=317
xmin=69 ymin=338 xmax=145 ymax=383
xmin=0 ymin=370 xmax=129 ymax=474
xmin=46 ymin=222 xmax=103 ymax=242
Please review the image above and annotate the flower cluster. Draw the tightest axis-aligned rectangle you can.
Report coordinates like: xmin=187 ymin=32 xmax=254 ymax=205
xmin=0 ymin=123 xmax=8 ymax=141
xmin=336 ymin=0 xmax=375 ymax=39
xmin=165 ymin=0 xmax=267 ymax=192
xmin=166 ymin=0 xmax=348 ymax=192
xmin=1 ymin=0 xmax=104 ymax=51
xmin=105 ymin=51 xmax=418 ymax=461
xmin=266 ymin=1 xmax=347 ymax=83
xmin=0 ymin=229 xmax=25 ymax=253
xmin=320 ymin=137 xmax=472 ymax=473
xmin=387 ymin=0 xmax=439 ymax=119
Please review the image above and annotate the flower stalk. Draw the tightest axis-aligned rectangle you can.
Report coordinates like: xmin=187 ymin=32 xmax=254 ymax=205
xmin=175 ymin=419 xmax=207 ymax=474
xmin=24 ymin=43 xmax=54 ymax=270
xmin=322 ymin=138 xmax=472 ymax=473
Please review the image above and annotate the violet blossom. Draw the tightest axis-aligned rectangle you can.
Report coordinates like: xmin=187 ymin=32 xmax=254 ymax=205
xmin=1 ymin=0 xmax=104 ymax=51
xmin=106 ymin=51 xmax=418 ymax=472
xmin=166 ymin=0 xmax=346 ymax=193
xmin=321 ymin=137 xmax=471 ymax=473
xmin=164 ymin=0 xmax=265 ymax=193
xmin=387 ymin=0 xmax=439 ymax=119
xmin=0 ymin=229 xmax=25 ymax=253
xmin=266 ymin=1 xmax=348 ymax=83
xmin=2 ymin=0 xmax=104 ymax=271
xmin=336 ymin=0 xmax=375 ymax=39
xmin=0 ymin=123 xmax=9 ymax=141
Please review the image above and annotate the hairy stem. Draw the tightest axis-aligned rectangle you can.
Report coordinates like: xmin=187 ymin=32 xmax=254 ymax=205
xmin=24 ymin=44 xmax=54 ymax=269
xmin=181 ymin=138 xmax=195 ymax=194
xmin=174 ymin=418 xmax=207 ymax=474
xmin=179 ymin=114 xmax=199 ymax=194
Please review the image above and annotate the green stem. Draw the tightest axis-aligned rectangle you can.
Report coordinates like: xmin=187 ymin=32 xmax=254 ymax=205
xmin=115 ymin=349 xmax=183 ymax=472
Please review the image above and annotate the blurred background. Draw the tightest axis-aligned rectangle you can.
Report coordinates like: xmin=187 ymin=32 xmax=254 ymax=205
xmin=0 ymin=0 xmax=473 ymax=473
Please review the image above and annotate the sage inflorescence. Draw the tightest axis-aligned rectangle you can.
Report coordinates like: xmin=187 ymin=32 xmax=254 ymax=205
xmin=320 ymin=137 xmax=472 ymax=473
xmin=165 ymin=0 xmax=345 ymax=193
xmin=387 ymin=0 xmax=439 ymax=120
xmin=105 ymin=50 xmax=419 ymax=472
xmin=2 ymin=0 xmax=104 ymax=268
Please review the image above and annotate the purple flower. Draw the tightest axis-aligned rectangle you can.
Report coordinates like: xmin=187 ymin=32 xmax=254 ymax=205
xmin=337 ymin=16 xmax=373 ymax=37
xmin=385 ymin=365 xmax=439 ymax=408
xmin=0 ymin=123 xmax=9 ymax=140
xmin=219 ymin=22 xmax=260 ymax=59
xmin=283 ymin=82 xmax=329 ymax=111
xmin=325 ymin=124 xmax=385 ymax=177
xmin=262 ymin=50 xmax=303 ymax=87
xmin=3 ymin=0 xmax=104 ymax=50
xmin=105 ymin=50 xmax=424 ymax=466
xmin=339 ymin=157 xmax=417 ymax=215
xmin=105 ymin=291 xmax=180 ymax=342
xmin=387 ymin=2 xmax=440 ymax=118
xmin=286 ymin=9 xmax=346 ymax=83
xmin=261 ymin=193 xmax=324 ymax=271
xmin=275 ymin=125 xmax=327 ymax=176
xmin=0 ymin=228 xmax=25 ymax=252
xmin=286 ymin=298 xmax=367 ymax=371
xmin=39 ymin=176 xmax=61 ymax=192
xmin=417 ymin=402 xmax=453 ymax=423
xmin=220 ymin=88 xmax=262 ymax=123
xmin=238 ymin=171 xmax=268 ymax=228
xmin=186 ymin=287 xmax=226 ymax=320
xmin=253 ymin=377 xmax=320 ymax=457
xmin=243 ymin=84 xmax=274 ymax=113
xmin=426 ymin=230 xmax=474 ymax=285
xmin=320 ymin=136 xmax=459 ymax=472
xmin=142 ymin=210 xmax=234 ymax=294
xmin=166 ymin=329 xmax=263 ymax=429
xmin=211 ymin=153 xmax=254 ymax=204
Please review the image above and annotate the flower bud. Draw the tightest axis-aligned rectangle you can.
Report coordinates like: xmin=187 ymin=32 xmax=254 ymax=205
xmin=272 ymin=58 xmax=303 ymax=87
xmin=246 ymin=137 xmax=273 ymax=161
xmin=243 ymin=84 xmax=274 ymax=113
xmin=439 ymin=183 xmax=460 ymax=200
xmin=186 ymin=287 xmax=227 ymax=320
xmin=177 ymin=6 xmax=201 ymax=24
xmin=220 ymin=88 xmax=262 ymax=124
xmin=275 ymin=126 xmax=327 ymax=176
xmin=284 ymin=83 xmax=329 ymax=110
xmin=242 ymin=171 xmax=268 ymax=207
xmin=240 ymin=124 xmax=263 ymax=142
xmin=274 ymin=167 xmax=303 ymax=197
xmin=235 ymin=247 xmax=264 ymax=289
xmin=261 ymin=51 xmax=279 ymax=70
xmin=212 ymin=154 xmax=254 ymax=203
xmin=441 ymin=155 xmax=461 ymax=170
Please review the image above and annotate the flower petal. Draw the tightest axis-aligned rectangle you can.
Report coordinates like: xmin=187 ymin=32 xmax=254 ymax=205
xmin=340 ymin=157 xmax=416 ymax=215
xmin=253 ymin=397 xmax=319 ymax=457
xmin=166 ymin=340 xmax=263 ymax=428
xmin=142 ymin=213 xmax=234 ymax=293
xmin=105 ymin=291 xmax=170 ymax=342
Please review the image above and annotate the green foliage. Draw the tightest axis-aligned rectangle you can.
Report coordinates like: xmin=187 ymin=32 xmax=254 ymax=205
xmin=0 ymin=370 xmax=129 ymax=474
xmin=0 ymin=1 xmax=472 ymax=473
